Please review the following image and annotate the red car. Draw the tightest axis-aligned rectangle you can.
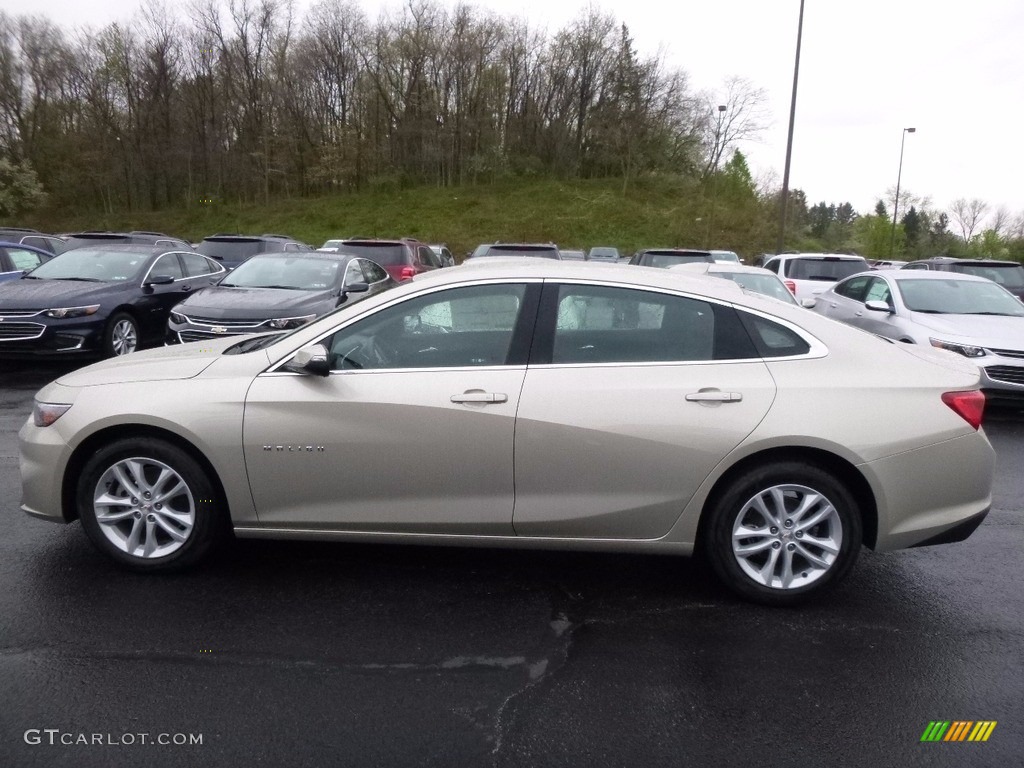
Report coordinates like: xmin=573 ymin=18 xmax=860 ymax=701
xmin=329 ymin=238 xmax=441 ymax=282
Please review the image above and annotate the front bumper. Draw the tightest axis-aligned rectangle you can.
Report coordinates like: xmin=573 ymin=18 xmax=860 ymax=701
xmin=0 ymin=315 xmax=106 ymax=356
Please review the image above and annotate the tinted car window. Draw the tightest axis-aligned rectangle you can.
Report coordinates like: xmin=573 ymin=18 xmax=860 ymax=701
xmin=180 ymin=252 xmax=217 ymax=276
xmin=151 ymin=253 xmax=186 ymax=280
xmin=360 ymin=260 xmax=388 ymax=283
xmin=326 ymin=284 xmax=526 ymax=370
xmin=739 ymin=313 xmax=812 ymax=358
xmin=551 ymin=285 xmax=724 ymax=363
xmin=197 ymin=239 xmax=266 ymax=262
xmin=6 ymin=248 xmax=44 ymax=271
xmin=951 ymin=263 xmax=1024 ymax=289
xmin=418 ymin=246 xmax=441 ymax=268
xmin=641 ymin=251 xmax=713 ymax=268
xmin=483 ymin=245 xmax=559 ymax=259
xmin=834 ymin=275 xmax=871 ymax=301
xmin=343 ymin=260 xmax=364 ymax=286
xmin=337 ymin=243 xmax=410 ymax=266
xmin=785 ymin=258 xmax=868 ymax=281
xmin=763 ymin=259 xmax=780 ymax=274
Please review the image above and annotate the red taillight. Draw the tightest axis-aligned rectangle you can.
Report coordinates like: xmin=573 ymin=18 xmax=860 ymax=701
xmin=942 ymin=390 xmax=986 ymax=430
xmin=784 ymin=280 xmax=797 ymax=295
xmin=398 ymin=266 xmax=416 ymax=281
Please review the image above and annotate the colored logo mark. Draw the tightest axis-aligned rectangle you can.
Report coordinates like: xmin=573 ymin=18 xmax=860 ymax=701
xmin=921 ymin=721 xmax=997 ymax=742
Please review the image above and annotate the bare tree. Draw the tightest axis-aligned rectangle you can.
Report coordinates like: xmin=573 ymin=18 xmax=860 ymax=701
xmin=989 ymin=205 xmax=1010 ymax=236
xmin=949 ymin=198 xmax=989 ymax=243
xmin=700 ymin=76 xmax=768 ymax=179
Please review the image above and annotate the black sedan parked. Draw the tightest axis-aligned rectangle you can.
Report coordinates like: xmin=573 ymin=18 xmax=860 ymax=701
xmin=0 ymin=245 xmax=225 ymax=357
xmin=166 ymin=251 xmax=395 ymax=344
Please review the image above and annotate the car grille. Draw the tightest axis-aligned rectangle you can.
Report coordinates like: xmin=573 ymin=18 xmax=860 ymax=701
xmin=0 ymin=322 xmax=45 ymax=340
xmin=0 ymin=309 xmax=43 ymax=317
xmin=185 ymin=316 xmax=268 ymax=328
xmin=988 ymin=347 xmax=1024 ymax=360
xmin=984 ymin=365 xmax=1024 ymax=386
xmin=178 ymin=330 xmax=242 ymax=343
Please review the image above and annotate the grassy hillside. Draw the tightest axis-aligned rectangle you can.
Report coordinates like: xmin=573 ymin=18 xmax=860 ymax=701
xmin=19 ymin=176 xmax=775 ymax=260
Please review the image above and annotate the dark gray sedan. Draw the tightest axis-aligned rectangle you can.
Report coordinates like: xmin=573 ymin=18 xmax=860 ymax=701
xmin=166 ymin=252 xmax=395 ymax=344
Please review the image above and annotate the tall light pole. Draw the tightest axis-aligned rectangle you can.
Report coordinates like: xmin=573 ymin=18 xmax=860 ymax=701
xmin=776 ymin=0 xmax=806 ymax=254
xmin=706 ymin=104 xmax=727 ymax=247
xmin=889 ymin=126 xmax=916 ymax=257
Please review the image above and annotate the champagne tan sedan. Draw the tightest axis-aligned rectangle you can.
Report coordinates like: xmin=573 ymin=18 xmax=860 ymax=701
xmin=20 ymin=261 xmax=995 ymax=605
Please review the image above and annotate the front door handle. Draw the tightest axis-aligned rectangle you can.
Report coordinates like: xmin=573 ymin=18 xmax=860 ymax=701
xmin=685 ymin=391 xmax=743 ymax=403
xmin=451 ymin=391 xmax=508 ymax=404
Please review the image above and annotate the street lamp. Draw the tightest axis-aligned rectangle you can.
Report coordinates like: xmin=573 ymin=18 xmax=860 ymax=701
xmin=889 ymin=127 xmax=916 ymax=257
xmin=776 ymin=0 xmax=806 ymax=254
xmin=706 ymin=104 xmax=727 ymax=247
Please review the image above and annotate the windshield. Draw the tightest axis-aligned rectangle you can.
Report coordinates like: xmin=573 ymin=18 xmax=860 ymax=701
xmin=950 ymin=263 xmax=1024 ymax=289
xmin=644 ymin=252 xmax=710 ymax=268
xmin=197 ymin=239 xmax=265 ymax=261
xmin=26 ymin=248 xmax=150 ymax=282
xmin=898 ymin=278 xmax=1024 ymax=316
xmin=221 ymin=255 xmax=342 ymax=290
xmin=482 ymin=245 xmax=559 ymax=259
xmin=712 ymin=251 xmax=741 ymax=263
xmin=785 ymin=258 xmax=868 ymax=281
xmin=589 ymin=248 xmax=618 ymax=260
xmin=718 ymin=272 xmax=797 ymax=304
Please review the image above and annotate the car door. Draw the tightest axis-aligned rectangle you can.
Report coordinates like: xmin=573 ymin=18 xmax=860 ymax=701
xmin=856 ymin=276 xmax=903 ymax=338
xmin=242 ymin=281 xmax=540 ymax=532
xmin=133 ymin=253 xmax=192 ymax=338
xmin=818 ymin=274 xmax=871 ymax=324
xmin=512 ymin=282 xmax=776 ymax=539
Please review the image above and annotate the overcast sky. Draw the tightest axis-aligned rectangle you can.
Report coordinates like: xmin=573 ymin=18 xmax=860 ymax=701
xmin=6 ymin=0 xmax=1023 ymax=224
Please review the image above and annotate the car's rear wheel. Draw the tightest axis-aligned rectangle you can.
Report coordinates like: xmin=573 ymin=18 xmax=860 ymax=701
xmin=105 ymin=312 xmax=139 ymax=356
xmin=705 ymin=461 xmax=862 ymax=606
xmin=77 ymin=438 xmax=224 ymax=571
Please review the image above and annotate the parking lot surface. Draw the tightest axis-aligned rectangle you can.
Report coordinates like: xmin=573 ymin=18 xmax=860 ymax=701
xmin=1 ymin=360 xmax=1021 ymax=767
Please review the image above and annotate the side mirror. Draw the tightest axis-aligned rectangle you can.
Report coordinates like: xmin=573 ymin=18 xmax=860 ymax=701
xmin=144 ymin=274 xmax=175 ymax=286
xmin=284 ymin=344 xmax=330 ymax=377
xmin=865 ymin=300 xmax=893 ymax=314
xmin=344 ymin=281 xmax=369 ymax=294
xmin=800 ymin=297 xmax=817 ymax=309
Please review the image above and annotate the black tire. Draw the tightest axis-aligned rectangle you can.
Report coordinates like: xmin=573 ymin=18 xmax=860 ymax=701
xmin=704 ymin=461 xmax=862 ymax=606
xmin=104 ymin=312 xmax=139 ymax=357
xmin=77 ymin=437 xmax=225 ymax=572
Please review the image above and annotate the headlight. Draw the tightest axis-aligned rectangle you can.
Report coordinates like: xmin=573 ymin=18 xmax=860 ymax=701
xmin=33 ymin=402 xmax=72 ymax=427
xmin=169 ymin=311 xmax=186 ymax=324
xmin=45 ymin=305 xmax=100 ymax=319
xmin=930 ymin=338 xmax=987 ymax=358
xmin=268 ymin=315 xmax=316 ymax=330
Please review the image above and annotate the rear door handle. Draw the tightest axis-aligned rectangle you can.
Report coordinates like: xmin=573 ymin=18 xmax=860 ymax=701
xmin=685 ymin=391 xmax=743 ymax=403
xmin=451 ymin=391 xmax=508 ymax=404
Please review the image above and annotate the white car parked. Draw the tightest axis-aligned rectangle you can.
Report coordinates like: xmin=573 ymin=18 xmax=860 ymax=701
xmin=762 ymin=253 xmax=870 ymax=301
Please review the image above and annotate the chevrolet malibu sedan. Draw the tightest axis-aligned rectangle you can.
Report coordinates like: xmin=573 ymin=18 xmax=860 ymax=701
xmin=0 ymin=245 xmax=225 ymax=357
xmin=814 ymin=270 xmax=1024 ymax=400
xmin=166 ymin=251 xmax=395 ymax=344
xmin=20 ymin=262 xmax=994 ymax=605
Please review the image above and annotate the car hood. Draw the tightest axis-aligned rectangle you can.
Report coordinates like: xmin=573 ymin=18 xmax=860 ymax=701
xmin=176 ymin=286 xmax=332 ymax=319
xmin=909 ymin=312 xmax=1024 ymax=347
xmin=0 ymin=278 xmax=126 ymax=309
xmin=55 ymin=336 xmax=242 ymax=387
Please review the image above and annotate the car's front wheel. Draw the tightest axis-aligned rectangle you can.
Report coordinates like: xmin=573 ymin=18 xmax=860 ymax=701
xmin=105 ymin=312 xmax=139 ymax=356
xmin=77 ymin=438 xmax=224 ymax=571
xmin=705 ymin=461 xmax=863 ymax=606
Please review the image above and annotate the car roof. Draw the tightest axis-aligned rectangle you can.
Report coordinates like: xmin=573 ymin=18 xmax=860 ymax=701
xmin=771 ymin=252 xmax=866 ymax=260
xmin=672 ymin=263 xmax=777 ymax=277
xmin=879 ymin=270 xmax=995 ymax=283
xmin=414 ymin=259 xmax=749 ymax=299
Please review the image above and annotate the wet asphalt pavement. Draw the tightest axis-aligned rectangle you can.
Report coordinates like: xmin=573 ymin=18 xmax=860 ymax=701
xmin=0 ymin=360 xmax=1021 ymax=768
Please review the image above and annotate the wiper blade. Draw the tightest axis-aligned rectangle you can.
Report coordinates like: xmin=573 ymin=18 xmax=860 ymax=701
xmin=262 ymin=284 xmax=304 ymax=290
xmin=58 ymin=277 xmax=104 ymax=282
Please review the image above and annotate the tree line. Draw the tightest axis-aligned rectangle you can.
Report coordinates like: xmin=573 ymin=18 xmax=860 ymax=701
xmin=0 ymin=0 xmax=764 ymax=213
